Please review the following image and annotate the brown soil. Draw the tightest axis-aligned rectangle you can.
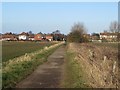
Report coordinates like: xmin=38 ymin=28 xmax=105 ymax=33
xmin=16 ymin=45 xmax=65 ymax=88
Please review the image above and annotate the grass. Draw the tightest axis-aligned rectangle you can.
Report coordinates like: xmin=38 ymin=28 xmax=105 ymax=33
xmin=2 ymin=41 xmax=55 ymax=62
xmin=2 ymin=42 xmax=62 ymax=88
xmin=63 ymin=42 xmax=118 ymax=88
xmin=62 ymin=50 xmax=89 ymax=88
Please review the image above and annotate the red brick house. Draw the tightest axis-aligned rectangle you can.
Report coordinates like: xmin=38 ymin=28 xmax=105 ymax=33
xmin=34 ymin=34 xmax=43 ymax=41
xmin=2 ymin=32 xmax=17 ymax=41
xmin=45 ymin=34 xmax=53 ymax=41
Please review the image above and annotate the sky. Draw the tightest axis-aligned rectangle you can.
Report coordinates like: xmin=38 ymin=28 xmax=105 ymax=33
xmin=1 ymin=0 xmax=120 ymax=2
xmin=1 ymin=2 xmax=118 ymax=35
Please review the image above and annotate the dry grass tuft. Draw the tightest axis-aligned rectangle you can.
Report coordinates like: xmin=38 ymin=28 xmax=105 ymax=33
xmin=67 ymin=42 xmax=118 ymax=88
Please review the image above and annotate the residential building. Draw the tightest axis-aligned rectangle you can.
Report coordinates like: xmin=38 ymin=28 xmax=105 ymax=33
xmin=34 ymin=34 xmax=43 ymax=41
xmin=18 ymin=32 xmax=29 ymax=40
xmin=46 ymin=34 xmax=53 ymax=41
xmin=2 ymin=32 xmax=17 ymax=41
xmin=29 ymin=34 xmax=35 ymax=41
xmin=100 ymin=32 xmax=118 ymax=42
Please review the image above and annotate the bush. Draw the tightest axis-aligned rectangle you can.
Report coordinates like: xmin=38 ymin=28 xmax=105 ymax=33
xmin=67 ymin=22 xmax=88 ymax=43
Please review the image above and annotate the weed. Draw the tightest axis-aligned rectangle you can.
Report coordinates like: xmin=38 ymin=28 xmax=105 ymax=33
xmin=63 ymin=51 xmax=89 ymax=88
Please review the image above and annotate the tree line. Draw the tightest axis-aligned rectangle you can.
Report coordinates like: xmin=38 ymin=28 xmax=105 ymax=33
xmin=67 ymin=21 xmax=119 ymax=43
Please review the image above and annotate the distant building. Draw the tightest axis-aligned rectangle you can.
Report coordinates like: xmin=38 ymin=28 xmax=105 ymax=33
xmin=34 ymin=34 xmax=43 ymax=41
xmin=46 ymin=34 xmax=53 ymax=41
xmin=29 ymin=34 xmax=35 ymax=41
xmin=18 ymin=32 xmax=29 ymax=40
xmin=100 ymin=32 xmax=118 ymax=42
xmin=2 ymin=32 xmax=17 ymax=41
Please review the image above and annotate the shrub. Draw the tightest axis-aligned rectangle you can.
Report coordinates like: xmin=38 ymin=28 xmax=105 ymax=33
xmin=67 ymin=22 xmax=88 ymax=43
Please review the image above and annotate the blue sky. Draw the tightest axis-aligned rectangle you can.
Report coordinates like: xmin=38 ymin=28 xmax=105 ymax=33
xmin=2 ymin=2 xmax=118 ymax=34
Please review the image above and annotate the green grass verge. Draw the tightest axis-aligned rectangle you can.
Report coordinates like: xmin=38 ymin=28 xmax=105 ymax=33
xmin=2 ymin=44 xmax=61 ymax=88
xmin=62 ymin=51 xmax=89 ymax=88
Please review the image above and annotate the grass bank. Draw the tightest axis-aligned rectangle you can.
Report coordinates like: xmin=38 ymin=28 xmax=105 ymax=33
xmin=62 ymin=48 xmax=89 ymax=88
xmin=63 ymin=42 xmax=118 ymax=88
xmin=2 ymin=42 xmax=64 ymax=88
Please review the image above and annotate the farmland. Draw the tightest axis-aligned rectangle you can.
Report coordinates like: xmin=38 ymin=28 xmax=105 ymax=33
xmin=2 ymin=41 xmax=56 ymax=62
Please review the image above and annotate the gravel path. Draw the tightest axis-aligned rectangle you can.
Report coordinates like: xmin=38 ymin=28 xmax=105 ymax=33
xmin=16 ymin=45 xmax=65 ymax=88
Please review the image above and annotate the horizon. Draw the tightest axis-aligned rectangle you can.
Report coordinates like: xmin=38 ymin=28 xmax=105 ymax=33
xmin=2 ymin=2 xmax=118 ymax=35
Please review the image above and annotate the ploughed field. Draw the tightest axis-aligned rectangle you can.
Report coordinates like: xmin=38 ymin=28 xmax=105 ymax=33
xmin=2 ymin=41 xmax=55 ymax=62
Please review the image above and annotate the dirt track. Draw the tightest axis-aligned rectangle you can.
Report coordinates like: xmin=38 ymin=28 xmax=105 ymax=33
xmin=16 ymin=45 xmax=65 ymax=88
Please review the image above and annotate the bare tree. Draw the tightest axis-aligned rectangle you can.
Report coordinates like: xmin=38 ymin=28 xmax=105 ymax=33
xmin=71 ymin=22 xmax=87 ymax=34
xmin=67 ymin=22 xmax=88 ymax=43
xmin=109 ymin=21 xmax=119 ymax=33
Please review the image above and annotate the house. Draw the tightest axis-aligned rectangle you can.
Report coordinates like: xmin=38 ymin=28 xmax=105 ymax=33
xmin=46 ymin=34 xmax=53 ymax=41
xmin=18 ymin=32 xmax=29 ymax=40
xmin=29 ymin=34 xmax=35 ymax=41
xmin=34 ymin=34 xmax=43 ymax=41
xmin=2 ymin=32 xmax=17 ymax=41
xmin=100 ymin=32 xmax=118 ymax=42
